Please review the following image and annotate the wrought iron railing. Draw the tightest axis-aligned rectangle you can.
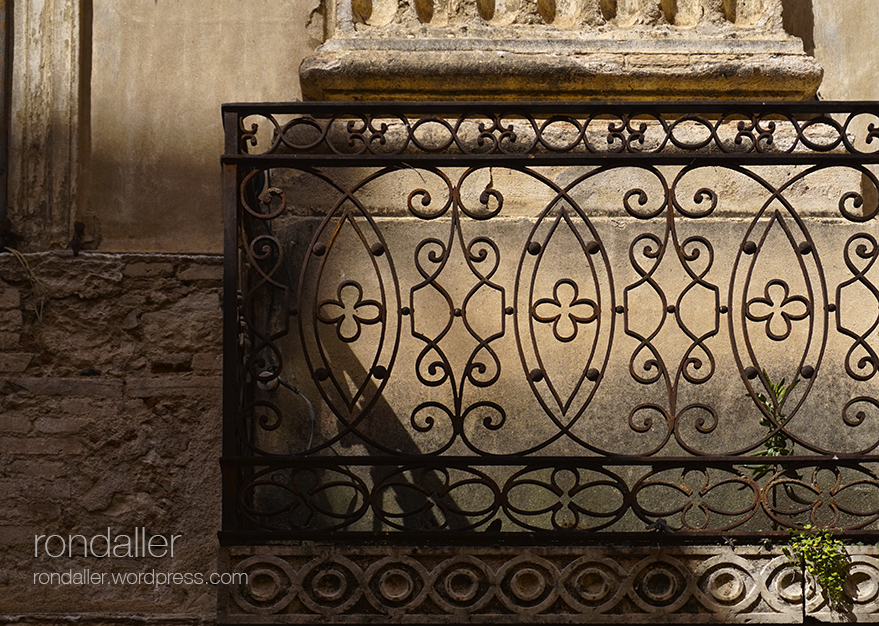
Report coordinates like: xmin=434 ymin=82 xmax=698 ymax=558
xmin=221 ymin=102 xmax=879 ymax=545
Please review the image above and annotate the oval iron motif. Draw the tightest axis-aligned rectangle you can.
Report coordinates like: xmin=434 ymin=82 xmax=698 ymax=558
xmin=730 ymin=204 xmax=825 ymax=436
xmin=299 ymin=198 xmax=400 ymax=438
xmin=516 ymin=201 xmax=613 ymax=431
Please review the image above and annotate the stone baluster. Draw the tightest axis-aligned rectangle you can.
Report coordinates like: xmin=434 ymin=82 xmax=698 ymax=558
xmin=479 ymin=0 xmax=547 ymax=24
xmin=413 ymin=0 xmax=436 ymax=23
xmin=542 ymin=0 xmax=606 ymax=28
xmin=661 ymin=0 xmax=727 ymax=27
xmin=334 ymin=0 xmax=785 ymax=31
xmin=737 ymin=0 xmax=783 ymax=31
xmin=577 ymin=0 xmax=606 ymax=27
xmin=616 ymin=0 xmax=665 ymax=27
xmin=441 ymin=0 xmax=483 ymax=23
xmin=336 ymin=0 xmax=355 ymax=32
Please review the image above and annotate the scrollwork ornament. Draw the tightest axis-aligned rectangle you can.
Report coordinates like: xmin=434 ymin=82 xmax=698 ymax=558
xmin=462 ymin=401 xmax=506 ymax=433
xmin=838 ymin=233 xmax=879 ymax=381
xmin=730 ymin=116 xmax=758 ymax=151
xmin=245 ymin=400 xmax=283 ymax=432
xmin=627 ymin=404 xmax=671 ymax=451
xmin=680 ymin=343 xmax=715 ymax=386
xmin=457 ymin=168 xmax=504 ymax=220
xmin=240 ymin=169 xmax=287 ymax=221
xmin=408 ymin=188 xmax=452 ymax=220
xmin=676 ymin=402 xmax=718 ymax=438
xmin=464 ymin=344 xmax=502 ymax=388
xmin=604 ymin=117 xmax=628 ymax=152
xmin=842 ymin=397 xmax=879 ymax=444
xmin=537 ymin=115 xmax=585 ymax=153
xmin=408 ymin=402 xmax=457 ymax=455
xmin=343 ymin=115 xmax=371 ymax=152
xmin=671 ymin=166 xmax=719 ymax=218
xmin=754 ymin=116 xmax=779 ymax=152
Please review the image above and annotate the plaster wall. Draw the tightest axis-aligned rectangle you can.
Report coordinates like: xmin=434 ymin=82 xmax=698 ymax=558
xmin=74 ymin=0 xmax=876 ymax=254
xmin=83 ymin=0 xmax=322 ymax=253
xmin=811 ymin=0 xmax=879 ymax=101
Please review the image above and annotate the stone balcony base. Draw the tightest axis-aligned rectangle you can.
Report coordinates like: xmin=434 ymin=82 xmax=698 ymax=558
xmin=299 ymin=34 xmax=822 ymax=101
xmin=218 ymin=544 xmax=879 ymax=623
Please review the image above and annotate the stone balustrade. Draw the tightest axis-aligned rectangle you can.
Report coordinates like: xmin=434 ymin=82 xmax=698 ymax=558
xmin=339 ymin=0 xmax=783 ymax=31
xmin=300 ymin=0 xmax=820 ymax=100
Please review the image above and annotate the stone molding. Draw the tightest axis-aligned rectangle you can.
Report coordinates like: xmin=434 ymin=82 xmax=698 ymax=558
xmin=299 ymin=0 xmax=823 ymax=100
xmin=218 ymin=544 xmax=879 ymax=623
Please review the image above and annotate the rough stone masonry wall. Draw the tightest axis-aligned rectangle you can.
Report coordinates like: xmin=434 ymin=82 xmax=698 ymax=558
xmin=0 ymin=252 xmax=222 ymax=624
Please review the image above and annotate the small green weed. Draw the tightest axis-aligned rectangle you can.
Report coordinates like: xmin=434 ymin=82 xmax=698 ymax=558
xmin=749 ymin=370 xmax=798 ymax=481
xmin=784 ymin=525 xmax=850 ymax=612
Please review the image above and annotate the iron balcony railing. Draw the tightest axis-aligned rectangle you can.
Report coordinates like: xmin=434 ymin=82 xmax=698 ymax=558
xmin=221 ymin=102 xmax=879 ymax=545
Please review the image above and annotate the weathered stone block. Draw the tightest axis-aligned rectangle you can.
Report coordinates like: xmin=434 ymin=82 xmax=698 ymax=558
xmin=0 ymin=309 xmax=23 ymax=330
xmin=0 ymin=525 xmax=41 ymax=544
xmin=6 ymin=460 xmax=66 ymax=477
xmin=191 ymin=352 xmax=222 ymax=371
xmin=124 ymin=375 xmax=222 ymax=398
xmin=177 ymin=263 xmax=223 ymax=282
xmin=0 ymin=437 xmax=84 ymax=455
xmin=0 ymin=503 xmax=62 ymax=523
xmin=0 ymin=416 xmax=31 ymax=434
xmin=8 ymin=377 xmax=124 ymax=398
xmin=122 ymin=261 xmax=176 ymax=278
xmin=0 ymin=287 xmax=21 ymax=309
xmin=27 ymin=255 xmax=126 ymax=299
xmin=0 ymin=353 xmax=33 ymax=373
xmin=140 ymin=291 xmax=222 ymax=351
xmin=121 ymin=309 xmax=139 ymax=330
xmin=33 ymin=417 xmax=90 ymax=434
xmin=0 ymin=332 xmax=21 ymax=349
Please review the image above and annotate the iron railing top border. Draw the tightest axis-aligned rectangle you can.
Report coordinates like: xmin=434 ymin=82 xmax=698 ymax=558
xmin=221 ymin=100 xmax=879 ymax=166
xmin=217 ymin=528 xmax=879 ymax=547
xmin=221 ymin=100 xmax=879 ymax=116
xmin=220 ymin=455 xmax=879 ymax=466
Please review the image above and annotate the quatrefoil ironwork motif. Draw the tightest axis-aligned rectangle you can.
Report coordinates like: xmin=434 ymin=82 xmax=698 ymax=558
xmin=746 ymin=279 xmax=810 ymax=341
xmin=533 ymin=279 xmax=598 ymax=343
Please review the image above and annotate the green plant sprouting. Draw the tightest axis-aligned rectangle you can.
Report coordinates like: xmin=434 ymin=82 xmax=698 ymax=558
xmin=748 ymin=370 xmax=798 ymax=482
xmin=784 ymin=525 xmax=850 ymax=612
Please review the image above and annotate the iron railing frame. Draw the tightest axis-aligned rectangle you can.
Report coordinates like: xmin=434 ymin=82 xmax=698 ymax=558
xmin=221 ymin=101 xmax=879 ymax=546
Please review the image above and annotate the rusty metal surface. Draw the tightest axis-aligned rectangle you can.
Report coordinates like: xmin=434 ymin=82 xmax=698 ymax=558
xmin=222 ymin=103 xmax=879 ymax=543
xmin=0 ymin=0 xmax=11 ymax=226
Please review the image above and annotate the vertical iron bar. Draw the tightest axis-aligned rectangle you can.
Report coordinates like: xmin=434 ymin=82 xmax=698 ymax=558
xmin=0 ymin=0 xmax=11 ymax=225
xmin=222 ymin=109 xmax=241 ymax=537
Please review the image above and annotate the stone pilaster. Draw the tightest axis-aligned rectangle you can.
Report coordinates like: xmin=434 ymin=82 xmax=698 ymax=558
xmin=8 ymin=0 xmax=83 ymax=250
